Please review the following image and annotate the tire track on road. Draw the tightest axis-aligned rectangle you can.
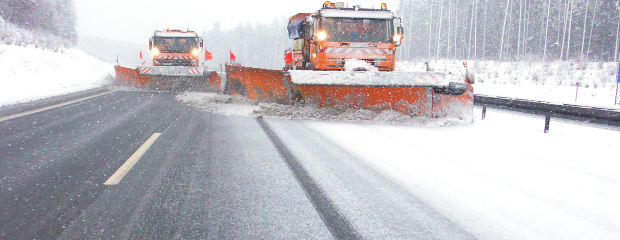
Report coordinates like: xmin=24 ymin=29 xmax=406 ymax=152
xmin=257 ymin=118 xmax=360 ymax=240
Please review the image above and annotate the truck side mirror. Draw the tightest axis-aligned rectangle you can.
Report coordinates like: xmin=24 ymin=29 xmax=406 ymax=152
xmin=397 ymin=27 xmax=404 ymax=39
xmin=200 ymin=38 xmax=203 ymax=48
xmin=304 ymin=22 xmax=314 ymax=41
xmin=149 ymin=37 xmax=153 ymax=49
xmin=305 ymin=16 xmax=313 ymax=26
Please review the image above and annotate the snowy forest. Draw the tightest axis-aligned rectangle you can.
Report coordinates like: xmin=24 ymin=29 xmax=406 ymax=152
xmin=0 ymin=0 xmax=77 ymax=48
xmin=396 ymin=0 xmax=620 ymax=62
xmin=201 ymin=18 xmax=292 ymax=70
xmin=2 ymin=0 xmax=620 ymax=67
xmin=199 ymin=0 xmax=620 ymax=70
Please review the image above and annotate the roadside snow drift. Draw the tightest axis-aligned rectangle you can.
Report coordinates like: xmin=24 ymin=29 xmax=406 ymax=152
xmin=0 ymin=44 xmax=113 ymax=106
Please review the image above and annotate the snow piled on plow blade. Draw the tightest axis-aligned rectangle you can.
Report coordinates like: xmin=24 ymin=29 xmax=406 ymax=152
xmin=289 ymin=70 xmax=450 ymax=87
xmin=178 ymin=92 xmax=471 ymax=127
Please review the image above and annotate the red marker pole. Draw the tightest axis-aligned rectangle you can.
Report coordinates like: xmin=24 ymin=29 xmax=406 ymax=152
xmin=140 ymin=51 xmax=144 ymax=66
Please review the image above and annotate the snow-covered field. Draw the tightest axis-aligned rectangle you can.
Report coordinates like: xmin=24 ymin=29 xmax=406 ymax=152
xmin=398 ymin=60 xmax=620 ymax=109
xmin=180 ymin=92 xmax=620 ymax=239
xmin=0 ymin=44 xmax=114 ymax=106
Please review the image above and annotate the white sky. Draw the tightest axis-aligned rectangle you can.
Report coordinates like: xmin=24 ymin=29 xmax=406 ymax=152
xmin=75 ymin=0 xmax=398 ymax=44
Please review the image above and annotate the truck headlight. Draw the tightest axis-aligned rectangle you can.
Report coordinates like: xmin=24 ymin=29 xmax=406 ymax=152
xmin=151 ymin=47 xmax=160 ymax=55
xmin=317 ymin=31 xmax=327 ymax=41
xmin=191 ymin=48 xmax=200 ymax=56
xmin=393 ymin=35 xmax=401 ymax=42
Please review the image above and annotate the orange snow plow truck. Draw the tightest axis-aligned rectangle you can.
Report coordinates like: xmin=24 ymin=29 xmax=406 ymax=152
xmin=225 ymin=1 xmax=474 ymax=119
xmin=115 ymin=29 xmax=220 ymax=91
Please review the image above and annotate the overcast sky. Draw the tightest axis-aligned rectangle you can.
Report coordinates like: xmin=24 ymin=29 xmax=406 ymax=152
xmin=75 ymin=0 xmax=398 ymax=44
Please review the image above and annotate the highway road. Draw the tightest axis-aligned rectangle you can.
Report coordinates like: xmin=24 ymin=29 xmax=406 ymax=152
xmin=0 ymin=89 xmax=473 ymax=239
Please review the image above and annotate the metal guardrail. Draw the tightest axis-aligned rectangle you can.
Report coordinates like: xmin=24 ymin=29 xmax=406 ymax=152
xmin=474 ymin=95 xmax=620 ymax=127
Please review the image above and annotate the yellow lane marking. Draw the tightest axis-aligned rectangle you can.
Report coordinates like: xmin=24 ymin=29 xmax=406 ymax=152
xmin=104 ymin=133 xmax=162 ymax=186
xmin=0 ymin=90 xmax=117 ymax=122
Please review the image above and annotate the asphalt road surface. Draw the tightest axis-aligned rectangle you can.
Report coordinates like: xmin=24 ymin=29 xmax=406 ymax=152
xmin=0 ymin=89 xmax=473 ymax=239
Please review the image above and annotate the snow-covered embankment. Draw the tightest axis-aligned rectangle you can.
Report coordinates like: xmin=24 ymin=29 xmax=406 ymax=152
xmin=0 ymin=44 xmax=114 ymax=106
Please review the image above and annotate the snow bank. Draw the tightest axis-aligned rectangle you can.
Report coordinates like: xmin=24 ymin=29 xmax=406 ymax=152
xmin=0 ymin=44 xmax=114 ymax=106
xmin=177 ymin=92 xmax=468 ymax=126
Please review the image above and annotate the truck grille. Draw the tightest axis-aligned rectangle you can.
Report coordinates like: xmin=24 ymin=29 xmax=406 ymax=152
xmin=328 ymin=58 xmax=390 ymax=70
xmin=155 ymin=59 xmax=195 ymax=66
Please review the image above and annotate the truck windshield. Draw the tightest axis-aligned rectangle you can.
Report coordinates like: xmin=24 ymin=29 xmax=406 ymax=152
xmin=153 ymin=37 xmax=198 ymax=53
xmin=319 ymin=18 xmax=393 ymax=43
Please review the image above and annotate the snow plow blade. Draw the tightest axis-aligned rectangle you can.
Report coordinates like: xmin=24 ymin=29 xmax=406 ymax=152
xmin=115 ymin=65 xmax=221 ymax=92
xmin=114 ymin=65 xmax=151 ymax=85
xmin=224 ymin=65 xmax=290 ymax=103
xmin=225 ymin=64 xmax=473 ymax=119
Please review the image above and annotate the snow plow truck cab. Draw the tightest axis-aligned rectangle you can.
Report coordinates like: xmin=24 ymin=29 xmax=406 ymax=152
xmin=286 ymin=1 xmax=404 ymax=71
xmin=114 ymin=28 xmax=221 ymax=91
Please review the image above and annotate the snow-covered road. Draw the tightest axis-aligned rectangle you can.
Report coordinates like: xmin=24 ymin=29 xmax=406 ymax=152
xmin=299 ymin=108 xmax=619 ymax=239
xmin=2 ymin=88 xmax=617 ymax=239
xmin=182 ymin=92 xmax=620 ymax=239
xmin=2 ymin=42 xmax=619 ymax=238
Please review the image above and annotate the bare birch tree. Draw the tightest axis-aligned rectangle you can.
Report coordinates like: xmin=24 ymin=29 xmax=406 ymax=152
xmin=581 ymin=0 xmax=589 ymax=59
xmin=437 ymin=0 xmax=444 ymax=58
xmin=561 ymin=0 xmax=569 ymax=60
xmin=586 ymin=0 xmax=599 ymax=59
xmin=428 ymin=0 xmax=434 ymax=58
xmin=615 ymin=1 xmax=620 ymax=62
xmin=500 ymin=0 xmax=511 ymax=60
xmin=483 ymin=0 xmax=488 ymax=59
xmin=566 ymin=0 xmax=574 ymax=59
xmin=543 ymin=0 xmax=551 ymax=60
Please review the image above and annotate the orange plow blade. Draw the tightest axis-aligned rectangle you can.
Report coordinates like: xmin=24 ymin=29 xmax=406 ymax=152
xmin=114 ymin=65 xmax=221 ymax=92
xmin=225 ymin=64 xmax=473 ymax=120
xmin=114 ymin=65 xmax=151 ymax=86
xmin=224 ymin=65 xmax=289 ymax=103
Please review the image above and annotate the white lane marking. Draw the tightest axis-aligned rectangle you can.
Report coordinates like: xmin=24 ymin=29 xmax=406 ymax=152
xmin=104 ymin=133 xmax=162 ymax=186
xmin=0 ymin=90 xmax=117 ymax=122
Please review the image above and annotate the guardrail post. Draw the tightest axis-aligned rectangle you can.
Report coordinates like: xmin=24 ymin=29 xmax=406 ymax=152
xmin=482 ymin=106 xmax=486 ymax=120
xmin=544 ymin=116 xmax=550 ymax=133
xmin=575 ymin=83 xmax=580 ymax=102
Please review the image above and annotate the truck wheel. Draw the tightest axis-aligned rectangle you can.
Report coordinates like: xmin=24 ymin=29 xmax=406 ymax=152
xmin=306 ymin=62 xmax=314 ymax=70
